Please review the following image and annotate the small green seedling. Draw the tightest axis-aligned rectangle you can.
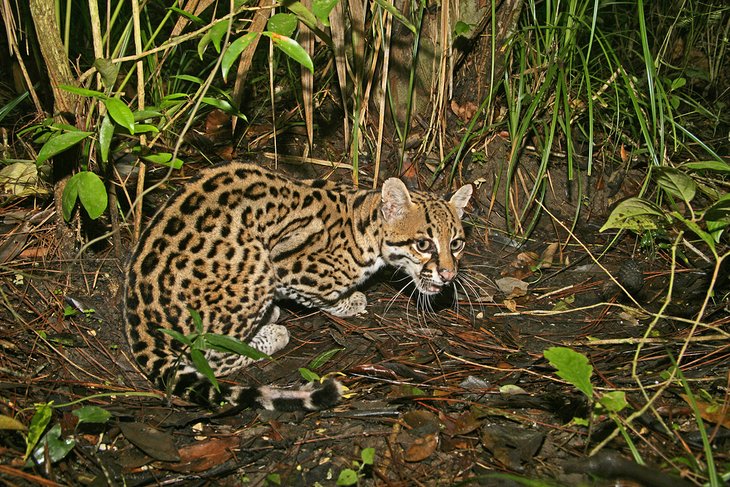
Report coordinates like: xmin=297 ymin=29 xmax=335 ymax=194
xmin=337 ymin=447 xmax=375 ymax=486
xmin=160 ymin=307 xmax=269 ymax=393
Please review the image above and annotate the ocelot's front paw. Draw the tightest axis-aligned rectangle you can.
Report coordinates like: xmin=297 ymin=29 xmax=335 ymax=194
xmin=250 ymin=323 xmax=290 ymax=356
xmin=324 ymin=291 xmax=367 ymax=317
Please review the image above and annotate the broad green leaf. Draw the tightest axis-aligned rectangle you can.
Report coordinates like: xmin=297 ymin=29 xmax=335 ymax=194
xmin=312 ymin=0 xmax=338 ymax=25
xmin=36 ymin=130 xmax=93 ymax=165
xmin=704 ymin=193 xmax=730 ymax=224
xmin=669 ymin=95 xmax=680 ymax=110
xmin=77 ymin=172 xmax=107 ymax=220
xmin=221 ymin=32 xmax=258 ymax=80
xmin=73 ymin=406 xmax=112 ymax=424
xmin=598 ymin=391 xmax=628 ymax=413
xmin=454 ymin=21 xmax=471 ymax=37
xmin=543 ymin=347 xmax=593 ymax=398
xmin=361 ymin=447 xmax=375 ymax=465
xmin=190 ymin=349 xmax=219 ymax=392
xmin=286 ymin=1 xmax=318 ymax=28
xmin=159 ymin=328 xmax=194 ymax=347
xmin=63 ymin=172 xmax=107 ymax=220
xmin=336 ymin=468 xmax=359 ymax=486
xmin=132 ymin=124 xmax=160 ymax=134
xmin=268 ymin=13 xmax=298 ymax=37
xmin=201 ymin=97 xmax=246 ymax=118
xmin=59 ymin=84 xmax=105 ymax=98
xmin=599 ymin=197 xmax=668 ymax=232
xmin=142 ymin=152 xmax=184 ymax=169
xmin=30 ymin=424 xmax=75 ymax=465
xmin=0 ymin=162 xmax=45 ymax=196
xmin=674 ymin=213 xmax=716 ymax=255
xmin=670 ymin=77 xmax=686 ymax=91
xmin=168 ymin=6 xmax=204 ymax=23
xmin=104 ymin=97 xmax=135 ymax=134
xmin=25 ymin=402 xmax=53 ymax=460
xmin=707 ymin=224 xmax=725 ymax=244
xmin=654 ymin=167 xmax=696 ymax=204
xmin=189 ymin=307 xmax=204 ymax=333
xmin=98 ymin=114 xmax=114 ymax=163
xmin=400 ymin=385 xmax=425 ymax=396
xmin=198 ymin=30 xmax=212 ymax=59
xmin=298 ymin=367 xmax=321 ymax=382
xmin=204 ymin=333 xmax=269 ymax=360
xmin=309 ymin=347 xmax=344 ymax=369
xmin=0 ymin=414 xmax=26 ymax=431
xmin=373 ymin=0 xmax=416 ymax=33
xmin=93 ymin=58 xmax=119 ymax=88
xmin=209 ymin=20 xmax=229 ymax=53
xmin=683 ymin=160 xmax=730 ymax=174
xmin=161 ymin=93 xmax=189 ymax=108
xmin=172 ymin=74 xmax=205 ymax=84
xmin=264 ymin=32 xmax=313 ymax=72
xmin=572 ymin=417 xmax=589 ymax=426
xmin=133 ymin=109 xmax=163 ymax=121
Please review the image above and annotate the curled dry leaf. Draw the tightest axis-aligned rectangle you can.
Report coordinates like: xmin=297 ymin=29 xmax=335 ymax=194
xmin=118 ymin=421 xmax=181 ymax=462
xmin=503 ymin=252 xmax=539 ymax=280
xmin=166 ymin=436 xmax=239 ymax=473
xmin=404 ymin=433 xmax=439 ymax=462
xmin=502 ymin=299 xmax=517 ymax=312
xmin=450 ymin=100 xmax=478 ymax=120
xmin=496 ymin=277 xmax=529 ymax=299
xmin=539 ymin=243 xmax=559 ymax=268
xmin=402 ymin=410 xmax=440 ymax=435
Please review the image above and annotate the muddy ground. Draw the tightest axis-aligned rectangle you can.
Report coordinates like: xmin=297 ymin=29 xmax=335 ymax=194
xmin=0 ymin=148 xmax=728 ymax=486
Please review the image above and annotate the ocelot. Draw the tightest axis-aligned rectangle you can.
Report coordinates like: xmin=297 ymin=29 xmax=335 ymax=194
xmin=124 ymin=162 xmax=472 ymax=411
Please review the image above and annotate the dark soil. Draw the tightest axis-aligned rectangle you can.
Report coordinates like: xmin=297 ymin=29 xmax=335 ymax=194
xmin=0 ymin=150 xmax=727 ymax=487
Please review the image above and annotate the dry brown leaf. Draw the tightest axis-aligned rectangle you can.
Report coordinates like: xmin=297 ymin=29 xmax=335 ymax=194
xmin=18 ymin=247 xmax=49 ymax=259
xmin=539 ymin=243 xmax=559 ymax=268
xmin=404 ymin=433 xmax=439 ymax=462
xmin=620 ymin=143 xmax=629 ymax=164
xmin=502 ymin=252 xmax=539 ymax=280
xmin=450 ymin=100 xmax=478 ymax=120
xmin=680 ymin=395 xmax=730 ymax=429
xmin=503 ymin=299 xmax=517 ymax=312
xmin=441 ymin=411 xmax=482 ymax=437
xmin=165 ymin=436 xmax=239 ymax=473
xmin=119 ymin=421 xmax=180 ymax=462
xmin=402 ymin=410 xmax=440 ymax=433
xmin=496 ymin=277 xmax=529 ymax=298
xmin=204 ymin=109 xmax=230 ymax=139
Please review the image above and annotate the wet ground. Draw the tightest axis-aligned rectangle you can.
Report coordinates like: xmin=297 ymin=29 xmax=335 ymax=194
xmin=0 ymin=157 xmax=728 ymax=486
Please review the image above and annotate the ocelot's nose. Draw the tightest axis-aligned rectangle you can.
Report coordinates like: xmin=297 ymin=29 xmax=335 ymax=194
xmin=438 ymin=268 xmax=456 ymax=283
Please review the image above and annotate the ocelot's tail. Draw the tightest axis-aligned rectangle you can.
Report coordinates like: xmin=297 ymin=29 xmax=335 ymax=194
xmin=166 ymin=367 xmax=343 ymax=411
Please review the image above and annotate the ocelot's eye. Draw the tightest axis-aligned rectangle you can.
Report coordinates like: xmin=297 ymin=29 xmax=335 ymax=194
xmin=450 ymin=239 xmax=465 ymax=252
xmin=415 ymin=239 xmax=433 ymax=252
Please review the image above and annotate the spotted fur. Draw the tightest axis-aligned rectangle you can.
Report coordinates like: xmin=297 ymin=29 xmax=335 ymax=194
xmin=124 ymin=162 xmax=472 ymax=411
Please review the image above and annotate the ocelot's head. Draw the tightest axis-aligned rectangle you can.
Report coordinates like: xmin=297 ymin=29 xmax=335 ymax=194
xmin=380 ymin=179 xmax=472 ymax=295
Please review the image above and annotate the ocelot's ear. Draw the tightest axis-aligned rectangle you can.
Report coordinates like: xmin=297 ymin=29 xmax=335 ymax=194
xmin=448 ymin=184 xmax=473 ymax=218
xmin=381 ymin=178 xmax=412 ymax=222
